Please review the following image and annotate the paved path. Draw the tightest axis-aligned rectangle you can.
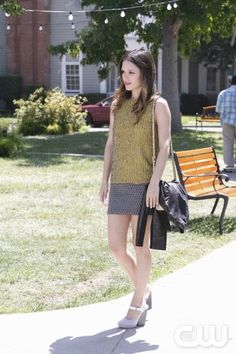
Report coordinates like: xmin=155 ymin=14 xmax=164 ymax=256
xmin=0 ymin=241 xmax=236 ymax=354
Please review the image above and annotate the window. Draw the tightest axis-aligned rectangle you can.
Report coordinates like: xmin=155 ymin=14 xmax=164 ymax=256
xmin=66 ymin=64 xmax=79 ymax=91
xmin=62 ymin=54 xmax=82 ymax=94
xmin=206 ymin=67 xmax=217 ymax=91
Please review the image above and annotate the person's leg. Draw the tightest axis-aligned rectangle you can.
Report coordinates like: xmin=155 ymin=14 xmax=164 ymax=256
xmin=222 ymin=123 xmax=235 ymax=167
xmin=108 ymin=214 xmax=136 ymax=284
xmin=122 ymin=214 xmax=152 ymax=321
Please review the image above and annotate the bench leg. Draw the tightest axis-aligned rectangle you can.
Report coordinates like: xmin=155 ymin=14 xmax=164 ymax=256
xmin=219 ymin=196 xmax=228 ymax=235
xmin=211 ymin=198 xmax=219 ymax=215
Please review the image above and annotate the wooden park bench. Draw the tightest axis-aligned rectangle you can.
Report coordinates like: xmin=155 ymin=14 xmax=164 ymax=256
xmin=195 ymin=105 xmax=220 ymax=128
xmin=173 ymin=146 xmax=236 ymax=234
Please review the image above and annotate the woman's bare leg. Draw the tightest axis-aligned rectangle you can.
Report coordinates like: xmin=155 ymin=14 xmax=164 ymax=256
xmin=108 ymin=214 xmax=136 ymax=284
xmin=125 ymin=214 xmax=152 ymax=319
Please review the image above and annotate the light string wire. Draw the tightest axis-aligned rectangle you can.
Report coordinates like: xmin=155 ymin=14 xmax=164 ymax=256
xmin=21 ymin=0 xmax=180 ymax=14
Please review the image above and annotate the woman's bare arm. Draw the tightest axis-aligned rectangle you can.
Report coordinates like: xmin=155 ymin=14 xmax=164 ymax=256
xmin=99 ymin=105 xmax=115 ymax=205
xmin=146 ymin=97 xmax=171 ymax=208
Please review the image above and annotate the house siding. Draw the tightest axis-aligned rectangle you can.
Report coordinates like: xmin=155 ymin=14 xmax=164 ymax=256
xmin=50 ymin=0 xmax=101 ymax=93
xmin=0 ymin=12 xmax=6 ymax=74
xmin=83 ymin=64 xmax=100 ymax=93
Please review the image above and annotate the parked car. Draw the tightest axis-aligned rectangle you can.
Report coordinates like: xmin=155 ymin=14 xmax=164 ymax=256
xmin=82 ymin=96 xmax=113 ymax=127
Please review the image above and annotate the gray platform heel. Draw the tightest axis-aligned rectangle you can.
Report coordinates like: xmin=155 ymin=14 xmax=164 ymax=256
xmin=118 ymin=303 xmax=149 ymax=329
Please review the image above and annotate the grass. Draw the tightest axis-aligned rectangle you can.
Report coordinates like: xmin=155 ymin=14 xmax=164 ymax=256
xmin=0 ymin=118 xmax=235 ymax=314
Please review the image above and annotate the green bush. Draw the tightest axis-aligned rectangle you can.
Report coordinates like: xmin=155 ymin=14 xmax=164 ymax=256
xmin=0 ymin=75 xmax=22 ymax=112
xmin=0 ymin=133 xmax=23 ymax=157
xmin=14 ymin=88 xmax=86 ymax=136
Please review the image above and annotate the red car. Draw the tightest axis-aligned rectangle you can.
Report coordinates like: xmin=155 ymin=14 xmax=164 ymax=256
xmin=82 ymin=96 xmax=113 ymax=127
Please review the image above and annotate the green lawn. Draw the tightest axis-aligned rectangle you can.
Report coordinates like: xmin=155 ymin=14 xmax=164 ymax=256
xmin=0 ymin=120 xmax=235 ymax=314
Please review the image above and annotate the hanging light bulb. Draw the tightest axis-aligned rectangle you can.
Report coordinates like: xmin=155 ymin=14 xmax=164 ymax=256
xmin=39 ymin=24 xmax=43 ymax=31
xmin=71 ymin=22 xmax=75 ymax=29
xmin=104 ymin=18 xmax=109 ymax=24
xmin=173 ymin=2 xmax=178 ymax=8
xmin=120 ymin=10 xmax=126 ymax=18
xmin=7 ymin=24 xmax=11 ymax=31
xmin=68 ymin=11 xmax=73 ymax=21
xmin=5 ymin=13 xmax=10 ymax=17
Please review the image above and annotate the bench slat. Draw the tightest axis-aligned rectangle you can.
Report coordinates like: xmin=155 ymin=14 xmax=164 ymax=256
xmin=180 ymin=160 xmax=217 ymax=170
xmin=178 ymin=153 xmax=215 ymax=164
xmin=176 ymin=147 xmax=213 ymax=158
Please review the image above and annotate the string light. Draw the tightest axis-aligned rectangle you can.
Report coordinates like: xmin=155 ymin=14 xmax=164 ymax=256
xmin=21 ymin=1 xmax=180 ymax=15
xmin=6 ymin=0 xmax=179 ymax=32
xmin=68 ymin=11 xmax=73 ymax=21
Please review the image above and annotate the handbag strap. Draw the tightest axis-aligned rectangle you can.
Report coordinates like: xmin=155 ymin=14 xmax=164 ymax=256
xmin=152 ymin=95 xmax=177 ymax=179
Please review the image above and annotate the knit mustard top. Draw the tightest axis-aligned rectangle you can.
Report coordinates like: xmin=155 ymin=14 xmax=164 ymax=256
xmin=110 ymin=97 xmax=159 ymax=184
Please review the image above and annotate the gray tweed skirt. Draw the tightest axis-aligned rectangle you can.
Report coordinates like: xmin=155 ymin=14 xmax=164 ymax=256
xmin=108 ymin=183 xmax=147 ymax=215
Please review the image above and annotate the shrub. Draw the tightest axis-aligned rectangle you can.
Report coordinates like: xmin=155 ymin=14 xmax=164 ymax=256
xmin=14 ymin=88 xmax=48 ymax=135
xmin=180 ymin=94 xmax=209 ymax=115
xmin=0 ymin=75 xmax=22 ymax=112
xmin=0 ymin=132 xmax=23 ymax=157
xmin=44 ymin=88 xmax=86 ymax=134
xmin=14 ymin=88 xmax=86 ymax=136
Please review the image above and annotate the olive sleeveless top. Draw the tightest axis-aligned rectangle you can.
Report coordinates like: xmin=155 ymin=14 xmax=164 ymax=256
xmin=110 ymin=97 xmax=159 ymax=184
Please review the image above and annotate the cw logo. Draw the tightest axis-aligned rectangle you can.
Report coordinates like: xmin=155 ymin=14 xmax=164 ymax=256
xmin=174 ymin=324 xmax=229 ymax=348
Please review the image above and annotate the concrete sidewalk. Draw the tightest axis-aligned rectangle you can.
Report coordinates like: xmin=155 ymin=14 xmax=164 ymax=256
xmin=0 ymin=241 xmax=236 ymax=354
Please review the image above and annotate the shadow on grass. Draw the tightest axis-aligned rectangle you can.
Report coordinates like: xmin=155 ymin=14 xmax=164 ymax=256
xmin=18 ymin=153 xmax=102 ymax=167
xmin=23 ymin=131 xmax=107 ymax=155
xmin=187 ymin=216 xmax=236 ymax=236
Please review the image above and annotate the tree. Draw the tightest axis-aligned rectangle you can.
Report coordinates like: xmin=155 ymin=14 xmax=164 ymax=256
xmin=193 ymin=34 xmax=236 ymax=71
xmin=0 ymin=0 xmax=22 ymax=15
xmin=50 ymin=0 xmax=236 ymax=132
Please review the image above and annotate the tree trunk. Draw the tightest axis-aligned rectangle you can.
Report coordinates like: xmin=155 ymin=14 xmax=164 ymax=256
xmin=162 ymin=16 xmax=182 ymax=132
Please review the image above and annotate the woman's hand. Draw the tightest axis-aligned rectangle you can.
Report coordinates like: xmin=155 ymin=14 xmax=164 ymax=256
xmin=146 ymin=180 xmax=159 ymax=209
xmin=99 ymin=181 xmax=109 ymax=206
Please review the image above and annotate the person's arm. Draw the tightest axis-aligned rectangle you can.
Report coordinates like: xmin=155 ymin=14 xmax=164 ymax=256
xmin=216 ymin=93 xmax=222 ymax=114
xmin=99 ymin=104 xmax=115 ymax=205
xmin=146 ymin=98 xmax=171 ymax=209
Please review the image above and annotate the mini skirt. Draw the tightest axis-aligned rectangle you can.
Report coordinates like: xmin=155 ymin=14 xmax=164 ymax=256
xmin=108 ymin=183 xmax=147 ymax=215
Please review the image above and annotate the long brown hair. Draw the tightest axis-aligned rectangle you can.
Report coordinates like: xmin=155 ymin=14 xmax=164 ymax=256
xmin=114 ymin=48 xmax=157 ymax=122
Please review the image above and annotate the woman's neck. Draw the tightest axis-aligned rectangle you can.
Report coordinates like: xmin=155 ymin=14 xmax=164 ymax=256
xmin=131 ymin=88 xmax=141 ymax=99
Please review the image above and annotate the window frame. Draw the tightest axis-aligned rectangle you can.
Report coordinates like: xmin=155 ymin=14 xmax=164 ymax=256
xmin=61 ymin=54 xmax=83 ymax=95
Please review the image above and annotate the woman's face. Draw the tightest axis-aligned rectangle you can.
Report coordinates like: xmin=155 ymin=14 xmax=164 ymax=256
xmin=121 ymin=59 xmax=142 ymax=95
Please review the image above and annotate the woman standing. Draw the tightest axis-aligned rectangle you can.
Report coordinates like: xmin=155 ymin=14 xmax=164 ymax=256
xmin=99 ymin=48 xmax=171 ymax=329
